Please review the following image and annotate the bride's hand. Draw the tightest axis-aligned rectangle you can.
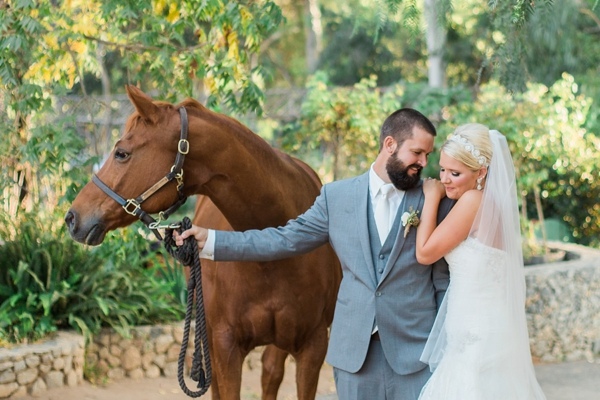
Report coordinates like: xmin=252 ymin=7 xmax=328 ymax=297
xmin=423 ymin=178 xmax=446 ymax=200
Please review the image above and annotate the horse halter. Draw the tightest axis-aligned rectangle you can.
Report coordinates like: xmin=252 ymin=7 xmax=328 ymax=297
xmin=92 ymin=107 xmax=190 ymax=241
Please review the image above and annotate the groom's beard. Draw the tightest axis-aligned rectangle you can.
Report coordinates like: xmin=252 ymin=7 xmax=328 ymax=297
xmin=386 ymin=152 xmax=422 ymax=191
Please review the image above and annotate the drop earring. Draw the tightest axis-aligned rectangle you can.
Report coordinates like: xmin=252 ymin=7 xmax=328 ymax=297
xmin=477 ymin=177 xmax=483 ymax=191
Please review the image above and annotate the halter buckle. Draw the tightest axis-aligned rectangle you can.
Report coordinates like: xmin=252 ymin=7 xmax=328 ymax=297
xmin=123 ymin=199 xmax=141 ymax=216
xmin=178 ymin=139 xmax=190 ymax=155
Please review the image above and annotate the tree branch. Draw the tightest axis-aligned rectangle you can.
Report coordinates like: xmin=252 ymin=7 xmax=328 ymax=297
xmin=82 ymin=34 xmax=209 ymax=54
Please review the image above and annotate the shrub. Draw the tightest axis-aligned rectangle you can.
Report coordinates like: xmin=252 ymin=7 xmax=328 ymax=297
xmin=0 ymin=211 xmax=186 ymax=344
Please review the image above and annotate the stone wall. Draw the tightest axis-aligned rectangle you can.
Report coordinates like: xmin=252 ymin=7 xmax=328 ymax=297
xmin=525 ymin=242 xmax=600 ymax=363
xmin=85 ymin=323 xmax=193 ymax=381
xmin=0 ymin=331 xmax=84 ymax=398
xmin=0 ymin=323 xmax=195 ymax=398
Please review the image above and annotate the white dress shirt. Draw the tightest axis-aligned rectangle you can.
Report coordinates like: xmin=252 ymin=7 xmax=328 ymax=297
xmin=200 ymin=229 xmax=216 ymax=260
xmin=369 ymin=164 xmax=404 ymax=238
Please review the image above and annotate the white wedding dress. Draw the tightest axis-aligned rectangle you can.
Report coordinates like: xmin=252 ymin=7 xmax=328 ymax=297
xmin=418 ymin=237 xmax=546 ymax=400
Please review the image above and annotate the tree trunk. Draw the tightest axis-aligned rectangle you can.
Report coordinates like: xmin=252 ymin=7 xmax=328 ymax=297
xmin=424 ymin=0 xmax=446 ymax=88
xmin=304 ymin=0 xmax=322 ymax=74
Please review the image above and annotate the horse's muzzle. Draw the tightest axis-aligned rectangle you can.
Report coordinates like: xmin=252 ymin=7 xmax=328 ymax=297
xmin=65 ymin=209 xmax=107 ymax=246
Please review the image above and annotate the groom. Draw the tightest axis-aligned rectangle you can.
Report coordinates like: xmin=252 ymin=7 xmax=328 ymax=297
xmin=175 ymin=108 xmax=453 ymax=400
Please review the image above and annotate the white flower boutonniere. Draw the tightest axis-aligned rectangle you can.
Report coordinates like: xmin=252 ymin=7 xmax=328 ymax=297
xmin=401 ymin=208 xmax=420 ymax=238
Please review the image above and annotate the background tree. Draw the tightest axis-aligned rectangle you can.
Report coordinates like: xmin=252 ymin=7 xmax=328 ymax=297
xmin=305 ymin=0 xmax=323 ymax=73
xmin=280 ymin=73 xmax=400 ymax=180
xmin=0 ymin=0 xmax=283 ymax=220
xmin=424 ymin=0 xmax=447 ymax=88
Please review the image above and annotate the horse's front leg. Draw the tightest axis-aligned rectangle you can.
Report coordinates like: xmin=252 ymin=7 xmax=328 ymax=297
xmin=207 ymin=332 xmax=223 ymax=400
xmin=260 ymin=344 xmax=288 ymax=400
xmin=293 ymin=325 xmax=329 ymax=400
xmin=211 ymin=333 xmax=247 ymax=400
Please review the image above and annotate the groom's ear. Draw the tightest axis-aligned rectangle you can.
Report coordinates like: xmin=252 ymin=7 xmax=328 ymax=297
xmin=383 ymin=136 xmax=397 ymax=154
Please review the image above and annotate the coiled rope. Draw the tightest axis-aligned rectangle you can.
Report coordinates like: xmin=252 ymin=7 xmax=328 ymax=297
xmin=163 ymin=216 xmax=212 ymax=397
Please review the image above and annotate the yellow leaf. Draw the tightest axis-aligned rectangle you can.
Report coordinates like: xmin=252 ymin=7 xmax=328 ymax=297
xmin=70 ymin=41 xmax=87 ymax=54
xmin=167 ymin=2 xmax=179 ymax=23
xmin=44 ymin=34 xmax=59 ymax=49
xmin=239 ymin=7 xmax=253 ymax=25
xmin=205 ymin=76 xmax=217 ymax=93
xmin=153 ymin=0 xmax=167 ymax=15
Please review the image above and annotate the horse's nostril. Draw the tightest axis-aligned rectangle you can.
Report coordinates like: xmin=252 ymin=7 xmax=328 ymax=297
xmin=65 ymin=210 xmax=76 ymax=230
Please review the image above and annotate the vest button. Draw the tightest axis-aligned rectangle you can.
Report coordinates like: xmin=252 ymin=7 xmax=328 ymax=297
xmin=378 ymin=268 xmax=383 ymax=274
xmin=379 ymin=254 xmax=385 ymax=260
xmin=375 ymin=292 xmax=382 ymax=297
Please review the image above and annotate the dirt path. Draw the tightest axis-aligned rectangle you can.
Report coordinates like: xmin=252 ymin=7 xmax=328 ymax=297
xmin=14 ymin=352 xmax=599 ymax=399
xmin=16 ymin=350 xmax=336 ymax=400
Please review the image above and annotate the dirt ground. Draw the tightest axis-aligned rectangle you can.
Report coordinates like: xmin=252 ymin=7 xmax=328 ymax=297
xmin=16 ymin=349 xmax=337 ymax=400
xmin=13 ymin=351 xmax=600 ymax=399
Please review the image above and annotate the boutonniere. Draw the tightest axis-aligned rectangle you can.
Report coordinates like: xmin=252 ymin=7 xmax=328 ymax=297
xmin=401 ymin=207 xmax=420 ymax=238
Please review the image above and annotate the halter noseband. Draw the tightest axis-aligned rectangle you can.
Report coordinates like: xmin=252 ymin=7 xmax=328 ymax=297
xmin=92 ymin=107 xmax=190 ymax=241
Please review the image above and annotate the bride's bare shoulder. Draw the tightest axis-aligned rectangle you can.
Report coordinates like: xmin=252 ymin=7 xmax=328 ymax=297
xmin=457 ymin=189 xmax=483 ymax=206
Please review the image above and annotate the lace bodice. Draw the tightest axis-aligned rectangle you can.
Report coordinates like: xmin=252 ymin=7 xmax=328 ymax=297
xmin=444 ymin=237 xmax=507 ymax=290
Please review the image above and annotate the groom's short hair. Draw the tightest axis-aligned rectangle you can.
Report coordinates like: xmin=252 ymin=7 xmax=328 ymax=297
xmin=379 ymin=108 xmax=437 ymax=151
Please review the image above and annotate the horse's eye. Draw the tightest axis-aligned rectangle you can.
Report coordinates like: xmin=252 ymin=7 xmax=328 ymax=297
xmin=114 ymin=149 xmax=130 ymax=161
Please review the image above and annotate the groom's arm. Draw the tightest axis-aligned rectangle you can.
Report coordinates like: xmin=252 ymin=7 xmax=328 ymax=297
xmin=213 ymin=185 xmax=331 ymax=262
xmin=431 ymin=197 xmax=455 ymax=309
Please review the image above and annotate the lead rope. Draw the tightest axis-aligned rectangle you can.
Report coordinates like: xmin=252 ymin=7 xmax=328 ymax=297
xmin=163 ymin=217 xmax=212 ymax=397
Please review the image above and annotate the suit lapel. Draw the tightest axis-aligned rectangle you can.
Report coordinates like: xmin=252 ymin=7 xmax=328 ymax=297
xmin=355 ymin=173 xmax=378 ymax=287
xmin=379 ymin=181 xmax=424 ymax=284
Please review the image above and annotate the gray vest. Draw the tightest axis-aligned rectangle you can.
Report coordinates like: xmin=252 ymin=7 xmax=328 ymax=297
xmin=367 ymin=195 xmax=402 ymax=284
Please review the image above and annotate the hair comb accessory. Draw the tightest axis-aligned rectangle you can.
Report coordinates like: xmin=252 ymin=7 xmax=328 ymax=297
xmin=447 ymin=134 xmax=488 ymax=166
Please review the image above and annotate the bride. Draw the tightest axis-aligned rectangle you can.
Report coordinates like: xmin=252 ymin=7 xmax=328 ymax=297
xmin=415 ymin=124 xmax=546 ymax=399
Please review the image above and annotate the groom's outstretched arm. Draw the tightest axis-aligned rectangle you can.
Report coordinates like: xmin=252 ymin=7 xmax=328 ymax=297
xmin=213 ymin=185 xmax=331 ymax=262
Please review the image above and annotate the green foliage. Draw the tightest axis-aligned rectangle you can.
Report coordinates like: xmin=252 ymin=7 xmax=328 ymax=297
xmin=151 ymin=249 xmax=188 ymax=308
xmin=283 ymin=74 xmax=471 ymax=181
xmin=578 ymin=70 xmax=600 ymax=136
xmin=317 ymin=0 xmax=435 ymax=87
xmin=370 ymin=0 xmax=599 ymax=96
xmin=485 ymin=0 xmax=551 ymax=92
xmin=0 ymin=212 xmax=186 ymax=344
xmin=397 ymin=81 xmax=472 ymax=117
xmin=0 ymin=0 xmax=284 ymax=114
xmin=281 ymin=73 xmax=400 ymax=181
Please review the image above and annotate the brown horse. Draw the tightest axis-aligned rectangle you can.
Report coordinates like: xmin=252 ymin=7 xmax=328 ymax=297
xmin=65 ymin=85 xmax=341 ymax=400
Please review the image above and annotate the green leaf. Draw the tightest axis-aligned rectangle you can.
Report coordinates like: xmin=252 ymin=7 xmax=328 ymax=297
xmin=95 ymin=296 xmax=110 ymax=316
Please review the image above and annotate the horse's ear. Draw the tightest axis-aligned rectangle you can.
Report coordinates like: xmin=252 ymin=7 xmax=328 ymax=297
xmin=125 ymin=85 xmax=160 ymax=124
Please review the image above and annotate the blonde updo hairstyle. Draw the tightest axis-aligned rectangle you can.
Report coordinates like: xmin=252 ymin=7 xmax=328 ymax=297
xmin=441 ymin=123 xmax=493 ymax=173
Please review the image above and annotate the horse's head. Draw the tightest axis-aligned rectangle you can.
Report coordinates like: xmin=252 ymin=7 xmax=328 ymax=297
xmin=66 ymin=85 xmax=188 ymax=245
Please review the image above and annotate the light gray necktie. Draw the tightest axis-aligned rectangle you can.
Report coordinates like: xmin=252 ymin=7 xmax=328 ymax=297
xmin=375 ymin=184 xmax=395 ymax=245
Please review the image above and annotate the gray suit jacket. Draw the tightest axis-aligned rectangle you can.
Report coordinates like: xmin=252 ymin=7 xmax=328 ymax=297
xmin=214 ymin=172 xmax=453 ymax=375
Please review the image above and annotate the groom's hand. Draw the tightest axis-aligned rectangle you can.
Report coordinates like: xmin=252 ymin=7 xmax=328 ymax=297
xmin=174 ymin=225 xmax=209 ymax=250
